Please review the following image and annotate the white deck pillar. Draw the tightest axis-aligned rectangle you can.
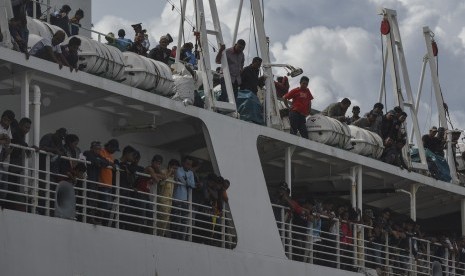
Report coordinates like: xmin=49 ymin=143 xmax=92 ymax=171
xmin=285 ymin=146 xmax=295 ymax=195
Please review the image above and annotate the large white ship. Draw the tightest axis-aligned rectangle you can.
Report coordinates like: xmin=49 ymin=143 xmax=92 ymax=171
xmin=1 ymin=1 xmax=465 ymax=275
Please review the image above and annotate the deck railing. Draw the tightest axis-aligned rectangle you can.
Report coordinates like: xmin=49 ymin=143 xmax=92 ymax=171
xmin=272 ymin=203 xmax=464 ymax=275
xmin=0 ymin=143 xmax=236 ymax=249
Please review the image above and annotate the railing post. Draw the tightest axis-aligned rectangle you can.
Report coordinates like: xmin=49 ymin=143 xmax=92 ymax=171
xmin=221 ymin=201 xmax=226 ymax=248
xmin=31 ymin=150 xmax=39 ymax=214
xmin=114 ymin=170 xmax=120 ymax=229
xmin=82 ymin=179 xmax=87 ymax=223
xmin=188 ymin=188 xmax=192 ymax=242
xmin=409 ymin=237 xmax=416 ymax=276
xmin=310 ymin=226 xmax=314 ymax=264
xmin=445 ymin=247 xmax=450 ymax=275
xmin=152 ymin=181 xmax=158 ymax=235
xmin=288 ymin=218 xmax=293 ymax=260
xmin=384 ymin=232 xmax=390 ymax=272
xmin=427 ymin=241 xmax=431 ymax=275
xmin=360 ymin=224 xmax=365 ymax=269
xmin=280 ymin=207 xmax=285 ymax=244
xmin=45 ymin=154 xmax=50 ymax=216
xmin=336 ymin=219 xmax=341 ymax=269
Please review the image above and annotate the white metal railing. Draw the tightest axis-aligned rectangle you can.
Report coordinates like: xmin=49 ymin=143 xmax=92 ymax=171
xmin=272 ymin=203 xmax=465 ymax=275
xmin=0 ymin=143 xmax=237 ymax=249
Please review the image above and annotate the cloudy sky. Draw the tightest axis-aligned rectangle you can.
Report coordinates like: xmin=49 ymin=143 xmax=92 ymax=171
xmin=92 ymin=0 xmax=465 ymax=136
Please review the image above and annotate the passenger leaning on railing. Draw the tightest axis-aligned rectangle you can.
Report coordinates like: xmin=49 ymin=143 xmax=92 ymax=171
xmin=114 ymin=145 xmax=139 ymax=231
xmin=0 ymin=110 xmax=15 ymax=208
xmin=9 ymin=0 xmax=29 ymax=59
xmin=172 ymin=156 xmax=196 ymax=241
xmin=7 ymin=117 xmax=33 ymax=211
xmin=97 ymin=139 xmax=119 ymax=222
xmin=155 ymin=158 xmax=179 ymax=237
xmin=82 ymin=141 xmax=110 ymax=223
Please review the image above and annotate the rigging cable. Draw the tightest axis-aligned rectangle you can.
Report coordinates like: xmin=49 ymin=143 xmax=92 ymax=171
xmin=166 ymin=0 xmax=217 ymax=52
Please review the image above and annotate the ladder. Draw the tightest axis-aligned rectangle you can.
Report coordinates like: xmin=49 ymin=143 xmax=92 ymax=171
xmin=378 ymin=8 xmax=428 ymax=171
xmin=195 ymin=0 xmax=238 ymax=114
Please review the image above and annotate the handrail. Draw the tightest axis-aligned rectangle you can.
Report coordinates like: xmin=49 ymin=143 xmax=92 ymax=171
xmin=272 ymin=202 xmax=464 ymax=274
xmin=2 ymin=142 xmax=236 ymax=249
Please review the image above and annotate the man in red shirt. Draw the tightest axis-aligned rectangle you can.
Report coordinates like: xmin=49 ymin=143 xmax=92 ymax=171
xmin=283 ymin=76 xmax=313 ymax=139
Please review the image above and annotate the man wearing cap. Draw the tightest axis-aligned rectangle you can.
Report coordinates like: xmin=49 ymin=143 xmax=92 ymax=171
xmin=116 ymin=29 xmax=132 ymax=52
xmin=0 ymin=110 xmax=15 ymax=206
xmin=283 ymin=76 xmax=313 ymax=139
xmin=216 ymin=39 xmax=246 ymax=101
xmin=321 ymin=98 xmax=352 ymax=122
xmin=148 ymin=34 xmax=173 ymax=64
xmin=51 ymin=4 xmax=72 ymax=36
xmin=131 ymin=23 xmax=150 ymax=50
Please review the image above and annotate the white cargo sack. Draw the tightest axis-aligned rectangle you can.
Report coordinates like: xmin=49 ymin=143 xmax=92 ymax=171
xmin=171 ymin=74 xmax=195 ymax=105
xmin=306 ymin=114 xmax=351 ymax=148
xmin=348 ymin=125 xmax=384 ymax=158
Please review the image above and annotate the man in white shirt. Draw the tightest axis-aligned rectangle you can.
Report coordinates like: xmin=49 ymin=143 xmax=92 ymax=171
xmin=29 ymin=30 xmax=70 ymax=70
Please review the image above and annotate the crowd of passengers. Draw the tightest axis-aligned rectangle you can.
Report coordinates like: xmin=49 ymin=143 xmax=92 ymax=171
xmin=273 ymin=182 xmax=465 ymax=274
xmin=0 ymin=109 xmax=232 ymax=244
xmin=282 ymin=77 xmax=411 ymax=169
xmin=2 ymin=3 xmax=460 ymax=172
xmin=3 ymin=2 xmax=196 ymax=70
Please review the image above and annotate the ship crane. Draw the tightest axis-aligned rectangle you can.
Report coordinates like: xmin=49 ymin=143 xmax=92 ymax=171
xmin=378 ymin=8 xmax=429 ymax=173
xmin=411 ymin=27 xmax=460 ymax=184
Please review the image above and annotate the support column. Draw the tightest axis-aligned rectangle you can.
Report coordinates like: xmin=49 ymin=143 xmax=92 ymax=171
xmin=32 ymin=85 xmax=41 ymax=146
xmin=20 ymin=72 xmax=31 ymax=119
xmin=356 ymin=166 xmax=363 ymax=213
xmin=410 ymin=183 xmax=419 ymax=221
xmin=31 ymin=85 xmax=41 ymax=213
xmin=350 ymin=167 xmax=357 ymax=209
xmin=285 ymin=146 xmax=295 ymax=195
